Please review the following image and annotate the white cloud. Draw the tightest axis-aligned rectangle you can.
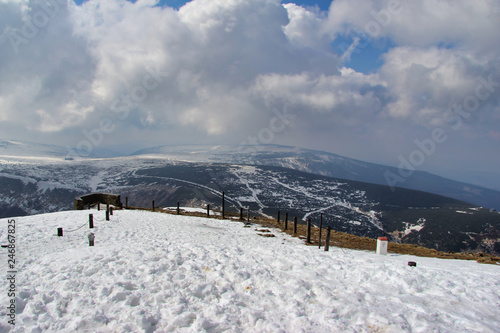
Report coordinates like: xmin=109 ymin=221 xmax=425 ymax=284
xmin=253 ymin=69 xmax=384 ymax=118
xmin=0 ymin=0 xmax=499 ymax=187
xmin=282 ymin=3 xmax=329 ymax=50
xmin=378 ymin=46 xmax=500 ymax=129
xmin=35 ymin=102 xmax=94 ymax=132
xmin=327 ymin=0 xmax=500 ymax=50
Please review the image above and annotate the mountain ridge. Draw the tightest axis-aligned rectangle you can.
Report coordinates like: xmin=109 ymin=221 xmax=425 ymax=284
xmin=2 ymin=139 xmax=499 ymax=209
xmin=129 ymin=144 xmax=500 ymax=210
xmin=1 ymin=144 xmax=500 ymax=254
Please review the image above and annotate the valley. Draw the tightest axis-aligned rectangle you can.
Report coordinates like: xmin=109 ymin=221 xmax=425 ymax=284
xmin=1 ymin=149 xmax=499 ymax=255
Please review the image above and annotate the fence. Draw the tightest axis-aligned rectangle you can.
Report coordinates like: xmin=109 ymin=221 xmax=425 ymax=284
xmin=62 ymin=194 xmax=500 ymax=261
xmin=120 ymin=195 xmax=343 ymax=251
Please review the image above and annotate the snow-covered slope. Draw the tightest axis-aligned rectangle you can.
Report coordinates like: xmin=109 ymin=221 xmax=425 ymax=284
xmin=0 ymin=139 xmax=121 ymax=160
xmin=2 ymin=139 xmax=500 ymax=209
xmin=131 ymin=144 xmax=500 ymax=210
xmin=1 ymin=210 xmax=499 ymax=332
xmin=2 ymin=153 xmax=499 ymax=254
xmin=0 ymin=140 xmax=70 ymax=159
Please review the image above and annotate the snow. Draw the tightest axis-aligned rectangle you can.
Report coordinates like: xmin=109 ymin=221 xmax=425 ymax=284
xmin=402 ymin=220 xmax=426 ymax=236
xmin=0 ymin=140 xmax=71 ymax=159
xmin=163 ymin=207 xmax=221 ymax=216
xmin=1 ymin=210 xmax=500 ymax=332
xmin=0 ymin=173 xmax=37 ymax=186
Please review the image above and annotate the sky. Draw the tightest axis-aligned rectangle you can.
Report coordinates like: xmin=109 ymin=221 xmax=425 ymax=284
xmin=0 ymin=0 xmax=499 ymax=190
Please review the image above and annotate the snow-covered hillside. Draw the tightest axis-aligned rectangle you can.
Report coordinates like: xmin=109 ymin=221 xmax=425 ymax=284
xmin=133 ymin=144 xmax=500 ymax=210
xmin=0 ymin=140 xmax=70 ymax=159
xmin=1 ymin=210 xmax=499 ymax=332
xmin=2 ymin=139 xmax=500 ymax=210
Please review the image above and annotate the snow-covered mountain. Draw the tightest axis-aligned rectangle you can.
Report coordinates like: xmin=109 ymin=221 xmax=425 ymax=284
xmin=1 ymin=139 xmax=499 ymax=254
xmin=0 ymin=140 xmax=70 ymax=159
xmin=2 ymin=140 xmax=499 ymax=210
xmin=131 ymin=144 xmax=500 ymax=210
xmin=0 ymin=139 xmax=122 ymax=159
xmin=1 ymin=209 xmax=499 ymax=332
xmin=1 ymin=152 xmax=499 ymax=254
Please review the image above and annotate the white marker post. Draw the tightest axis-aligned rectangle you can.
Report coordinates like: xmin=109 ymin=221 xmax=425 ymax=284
xmin=376 ymin=237 xmax=388 ymax=255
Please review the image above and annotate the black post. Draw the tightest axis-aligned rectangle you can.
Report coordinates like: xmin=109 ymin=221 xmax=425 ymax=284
xmin=89 ymin=214 xmax=94 ymax=229
xmin=222 ymin=192 xmax=225 ymax=219
xmin=107 ymin=204 xmax=110 ymax=213
xmin=294 ymin=216 xmax=297 ymax=234
xmin=284 ymin=212 xmax=288 ymax=231
xmin=324 ymin=226 xmax=331 ymax=251
xmin=207 ymin=205 xmax=210 ymax=218
xmin=247 ymin=208 xmax=250 ymax=222
xmin=177 ymin=202 xmax=180 ymax=215
xmin=318 ymin=213 xmax=323 ymax=249
xmin=106 ymin=209 xmax=110 ymax=221
xmin=152 ymin=200 xmax=155 ymax=212
xmin=277 ymin=210 xmax=280 ymax=223
xmin=57 ymin=228 xmax=63 ymax=237
xmin=98 ymin=203 xmax=100 ymax=211
xmin=126 ymin=197 xmax=128 ymax=209
xmin=240 ymin=208 xmax=243 ymax=220
xmin=110 ymin=207 xmax=114 ymax=216
xmin=306 ymin=218 xmax=311 ymax=244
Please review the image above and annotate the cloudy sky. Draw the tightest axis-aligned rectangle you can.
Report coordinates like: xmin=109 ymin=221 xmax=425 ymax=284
xmin=1 ymin=0 xmax=499 ymax=190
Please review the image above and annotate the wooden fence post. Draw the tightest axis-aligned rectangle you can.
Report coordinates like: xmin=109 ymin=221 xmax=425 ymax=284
xmin=126 ymin=197 xmax=128 ymax=209
xmin=106 ymin=209 xmax=110 ymax=221
xmin=98 ymin=203 xmax=100 ymax=211
xmin=324 ymin=226 xmax=331 ymax=251
xmin=284 ymin=212 xmax=288 ymax=231
xmin=110 ymin=207 xmax=114 ymax=216
xmin=318 ymin=213 xmax=323 ymax=249
xmin=57 ymin=228 xmax=63 ymax=237
xmin=177 ymin=202 xmax=180 ymax=215
xmin=294 ymin=216 xmax=297 ymax=234
xmin=152 ymin=200 xmax=155 ymax=212
xmin=306 ymin=218 xmax=311 ymax=243
xmin=240 ymin=207 xmax=243 ymax=220
xmin=89 ymin=214 xmax=94 ymax=229
xmin=277 ymin=210 xmax=280 ymax=223
xmin=207 ymin=205 xmax=210 ymax=218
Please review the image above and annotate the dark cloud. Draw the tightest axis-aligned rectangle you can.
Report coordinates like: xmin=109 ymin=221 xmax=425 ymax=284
xmin=0 ymin=0 xmax=499 ymax=189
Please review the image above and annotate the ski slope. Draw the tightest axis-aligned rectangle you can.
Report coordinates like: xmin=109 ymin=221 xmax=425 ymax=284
xmin=0 ymin=209 xmax=499 ymax=332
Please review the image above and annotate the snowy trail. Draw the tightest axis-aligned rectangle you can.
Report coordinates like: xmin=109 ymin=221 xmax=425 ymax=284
xmin=269 ymin=176 xmax=332 ymax=203
xmin=0 ymin=210 xmax=499 ymax=332
xmin=269 ymin=176 xmax=376 ymax=224
xmin=133 ymin=171 xmax=243 ymax=208
xmin=303 ymin=203 xmax=344 ymax=222
xmin=230 ymin=167 xmax=267 ymax=215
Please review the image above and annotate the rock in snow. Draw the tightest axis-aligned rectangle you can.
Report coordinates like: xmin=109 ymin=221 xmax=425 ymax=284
xmin=0 ymin=209 xmax=499 ymax=332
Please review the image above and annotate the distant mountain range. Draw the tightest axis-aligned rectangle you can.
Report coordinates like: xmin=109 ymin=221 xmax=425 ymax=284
xmin=130 ymin=144 xmax=500 ymax=210
xmin=2 ymin=140 xmax=499 ymax=210
xmin=1 ymin=139 xmax=499 ymax=254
